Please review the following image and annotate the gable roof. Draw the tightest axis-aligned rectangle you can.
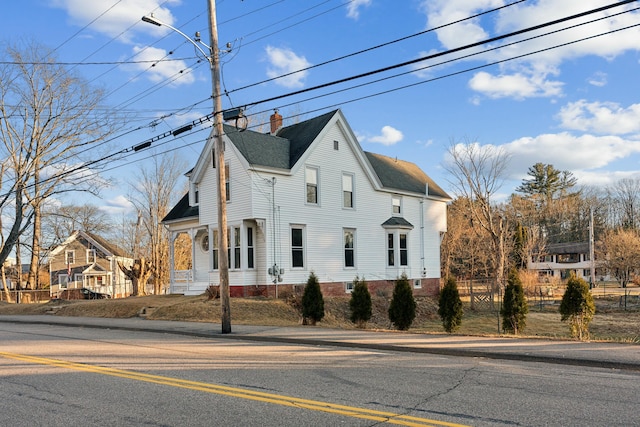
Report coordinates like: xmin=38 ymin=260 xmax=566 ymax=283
xmin=49 ymin=230 xmax=131 ymax=259
xmin=365 ymin=152 xmax=450 ymax=199
xmin=226 ymin=109 xmax=336 ymax=170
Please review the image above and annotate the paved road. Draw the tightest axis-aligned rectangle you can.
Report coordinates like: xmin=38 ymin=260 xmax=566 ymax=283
xmin=1 ymin=315 xmax=638 ymax=371
xmin=1 ymin=317 xmax=639 ymax=426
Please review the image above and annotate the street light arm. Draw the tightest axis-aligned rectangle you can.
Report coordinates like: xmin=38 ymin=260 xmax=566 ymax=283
xmin=141 ymin=15 xmax=212 ymax=68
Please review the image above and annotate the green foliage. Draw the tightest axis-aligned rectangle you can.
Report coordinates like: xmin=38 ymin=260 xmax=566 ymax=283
xmin=559 ymin=274 xmax=595 ymax=340
xmin=512 ymin=222 xmax=527 ymax=269
xmin=301 ymin=272 xmax=324 ymax=325
xmin=349 ymin=276 xmax=372 ymax=327
xmin=438 ymin=276 xmax=464 ymax=333
xmin=501 ymin=269 xmax=528 ymax=334
xmin=388 ymin=273 xmax=416 ymax=331
xmin=516 ymin=162 xmax=577 ymax=200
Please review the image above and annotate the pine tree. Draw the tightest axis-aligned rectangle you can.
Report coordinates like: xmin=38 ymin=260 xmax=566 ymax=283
xmin=388 ymin=273 xmax=416 ymax=331
xmin=559 ymin=273 xmax=595 ymax=340
xmin=501 ymin=268 xmax=528 ymax=334
xmin=349 ymin=276 xmax=372 ymax=327
xmin=438 ymin=276 xmax=463 ymax=333
xmin=301 ymin=272 xmax=324 ymax=325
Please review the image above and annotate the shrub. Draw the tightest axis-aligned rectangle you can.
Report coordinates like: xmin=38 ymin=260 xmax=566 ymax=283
xmin=501 ymin=268 xmax=528 ymax=334
xmin=559 ymin=273 xmax=595 ymax=340
xmin=438 ymin=276 xmax=463 ymax=333
xmin=301 ymin=272 xmax=324 ymax=325
xmin=349 ymin=276 xmax=372 ymax=327
xmin=388 ymin=273 xmax=416 ymax=331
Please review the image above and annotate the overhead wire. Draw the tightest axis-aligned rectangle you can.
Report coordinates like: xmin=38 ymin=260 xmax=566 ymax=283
xmin=2 ymin=1 xmax=638 ymax=198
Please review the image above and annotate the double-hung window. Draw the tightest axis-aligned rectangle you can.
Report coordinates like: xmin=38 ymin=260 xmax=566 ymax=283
xmin=212 ymin=229 xmax=219 ymax=270
xmin=86 ymin=249 xmax=96 ymax=263
xmin=65 ymin=251 xmax=75 ymax=265
xmin=392 ymin=196 xmax=401 ymax=215
xmin=387 ymin=231 xmax=409 ymax=267
xmin=233 ymin=227 xmax=241 ymax=269
xmin=342 ymin=173 xmax=354 ymax=208
xmin=306 ymin=166 xmax=318 ymax=204
xmin=291 ymin=226 xmax=305 ymax=268
xmin=344 ymin=228 xmax=355 ymax=268
xmin=247 ymin=227 xmax=254 ymax=269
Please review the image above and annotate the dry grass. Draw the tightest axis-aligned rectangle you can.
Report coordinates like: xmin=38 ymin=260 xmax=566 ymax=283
xmin=1 ymin=294 xmax=639 ymax=342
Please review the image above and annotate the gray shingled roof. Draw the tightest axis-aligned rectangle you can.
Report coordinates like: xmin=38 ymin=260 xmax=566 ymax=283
xmin=365 ymin=152 xmax=450 ymax=199
xmin=226 ymin=109 xmax=335 ymax=169
xmin=163 ymin=192 xmax=199 ymax=222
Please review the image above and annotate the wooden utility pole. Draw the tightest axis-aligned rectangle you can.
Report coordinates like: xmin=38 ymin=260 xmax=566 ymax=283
xmin=207 ymin=0 xmax=231 ymax=333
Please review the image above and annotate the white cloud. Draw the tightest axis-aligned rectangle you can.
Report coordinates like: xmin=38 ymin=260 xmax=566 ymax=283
xmin=128 ymin=45 xmax=195 ymax=85
xmin=557 ymin=100 xmax=640 ymax=135
xmin=504 ymin=132 xmax=640 ymax=177
xmin=346 ymin=0 xmax=372 ymax=20
xmin=587 ymin=71 xmax=607 ymax=87
xmin=49 ymin=0 xmax=181 ymax=43
xmin=368 ymin=126 xmax=404 ymax=146
xmin=469 ymin=71 xmax=563 ymax=99
xmin=100 ymin=195 xmax=134 ymax=215
xmin=419 ymin=1 xmax=640 ymax=100
xmin=265 ymin=46 xmax=311 ymax=88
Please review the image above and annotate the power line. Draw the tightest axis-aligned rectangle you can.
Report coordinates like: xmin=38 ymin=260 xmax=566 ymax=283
xmin=242 ymin=0 xmax=639 ymax=110
xmin=228 ymin=0 xmax=527 ymax=95
xmin=3 ymin=1 xmax=638 ymax=198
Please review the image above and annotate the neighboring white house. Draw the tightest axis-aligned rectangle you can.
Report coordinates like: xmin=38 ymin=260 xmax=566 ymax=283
xmin=162 ymin=109 xmax=451 ymax=297
xmin=49 ymin=230 xmax=134 ymax=298
xmin=527 ymin=241 xmax=606 ymax=284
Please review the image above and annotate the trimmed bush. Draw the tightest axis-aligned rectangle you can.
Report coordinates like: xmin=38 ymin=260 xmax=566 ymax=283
xmin=559 ymin=273 xmax=595 ymax=340
xmin=501 ymin=268 xmax=528 ymax=334
xmin=349 ymin=276 xmax=372 ymax=327
xmin=438 ymin=276 xmax=463 ymax=333
xmin=301 ymin=272 xmax=324 ymax=325
xmin=388 ymin=273 xmax=416 ymax=331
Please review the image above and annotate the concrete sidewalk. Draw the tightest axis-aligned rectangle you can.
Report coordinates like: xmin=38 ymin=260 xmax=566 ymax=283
xmin=1 ymin=315 xmax=639 ymax=371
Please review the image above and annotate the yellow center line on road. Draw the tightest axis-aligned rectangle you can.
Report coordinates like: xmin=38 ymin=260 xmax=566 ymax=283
xmin=0 ymin=351 xmax=469 ymax=427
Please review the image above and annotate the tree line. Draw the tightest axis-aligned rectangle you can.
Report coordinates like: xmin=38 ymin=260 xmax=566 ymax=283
xmin=442 ymin=142 xmax=640 ymax=289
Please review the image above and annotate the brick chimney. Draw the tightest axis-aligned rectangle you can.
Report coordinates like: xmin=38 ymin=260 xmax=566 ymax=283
xmin=270 ymin=109 xmax=283 ymax=135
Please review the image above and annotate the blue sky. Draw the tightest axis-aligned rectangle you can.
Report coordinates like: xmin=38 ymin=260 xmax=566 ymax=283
xmin=4 ymin=0 xmax=640 ymax=214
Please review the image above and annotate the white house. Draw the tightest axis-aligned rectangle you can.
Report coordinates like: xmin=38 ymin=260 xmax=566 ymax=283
xmin=162 ymin=109 xmax=451 ymax=297
xmin=528 ymin=242 xmax=601 ymax=283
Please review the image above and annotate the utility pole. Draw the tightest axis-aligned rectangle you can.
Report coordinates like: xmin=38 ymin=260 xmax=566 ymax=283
xmin=207 ymin=0 xmax=231 ymax=333
xmin=589 ymin=207 xmax=595 ymax=289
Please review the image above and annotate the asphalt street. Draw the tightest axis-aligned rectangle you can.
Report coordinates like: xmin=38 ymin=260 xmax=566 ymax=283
xmin=1 ymin=314 xmax=638 ymax=372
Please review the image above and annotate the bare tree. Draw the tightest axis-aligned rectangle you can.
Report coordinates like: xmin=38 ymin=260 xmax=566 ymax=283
xmin=597 ymin=228 xmax=640 ymax=288
xmin=443 ymin=140 xmax=511 ymax=289
xmin=42 ymin=204 xmax=113 ymax=247
xmin=0 ymin=41 xmax=118 ymax=289
xmin=128 ymin=153 xmax=187 ymax=295
xmin=607 ymin=177 xmax=640 ymax=230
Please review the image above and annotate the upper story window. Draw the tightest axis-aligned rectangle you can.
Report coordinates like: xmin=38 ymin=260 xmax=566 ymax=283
xmin=65 ymin=250 xmax=75 ymax=265
xmin=86 ymin=249 xmax=96 ymax=263
xmin=306 ymin=166 xmax=319 ymax=205
xmin=333 ymin=140 xmax=339 ymax=150
xmin=392 ymin=195 xmax=402 ymax=215
xmin=342 ymin=173 xmax=354 ymax=209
